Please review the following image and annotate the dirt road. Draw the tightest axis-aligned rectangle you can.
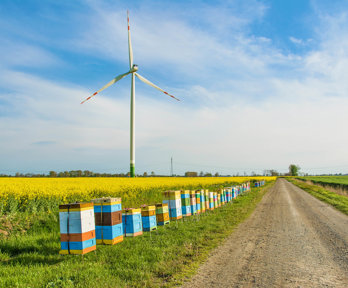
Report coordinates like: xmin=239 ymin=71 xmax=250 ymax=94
xmin=182 ymin=179 xmax=348 ymax=287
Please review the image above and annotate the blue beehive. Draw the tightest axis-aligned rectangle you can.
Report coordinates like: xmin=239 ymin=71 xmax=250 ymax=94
xmin=122 ymin=208 xmax=143 ymax=237
xmin=232 ymin=187 xmax=236 ymax=199
xmin=141 ymin=205 xmax=157 ymax=232
xmin=209 ymin=192 xmax=214 ymax=210
xmin=181 ymin=190 xmax=192 ymax=217
xmin=190 ymin=191 xmax=197 ymax=215
xmin=93 ymin=197 xmax=123 ymax=245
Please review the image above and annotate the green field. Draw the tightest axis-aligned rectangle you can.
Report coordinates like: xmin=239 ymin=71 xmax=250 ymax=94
xmin=289 ymin=178 xmax=348 ymax=216
xmin=297 ymin=175 xmax=348 ymax=187
xmin=0 ymin=182 xmax=273 ymax=288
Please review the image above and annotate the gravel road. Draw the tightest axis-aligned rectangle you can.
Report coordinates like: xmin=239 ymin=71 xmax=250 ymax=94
xmin=182 ymin=178 xmax=348 ymax=287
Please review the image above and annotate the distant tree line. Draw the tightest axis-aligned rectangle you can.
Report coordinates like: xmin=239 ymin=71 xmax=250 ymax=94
xmin=3 ymin=164 xmax=340 ymax=177
xmin=0 ymin=170 xmax=130 ymax=178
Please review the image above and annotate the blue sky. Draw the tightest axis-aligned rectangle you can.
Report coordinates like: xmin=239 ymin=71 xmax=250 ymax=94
xmin=1 ymin=0 xmax=348 ymax=175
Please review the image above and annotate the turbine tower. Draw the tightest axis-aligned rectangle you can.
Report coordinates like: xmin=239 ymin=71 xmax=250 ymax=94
xmin=81 ymin=11 xmax=179 ymax=177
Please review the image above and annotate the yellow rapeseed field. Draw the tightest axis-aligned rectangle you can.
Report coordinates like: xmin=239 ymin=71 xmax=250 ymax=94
xmin=0 ymin=176 xmax=276 ymax=212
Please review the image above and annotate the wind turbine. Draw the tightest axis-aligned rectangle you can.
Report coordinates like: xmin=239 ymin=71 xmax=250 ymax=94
xmin=81 ymin=11 xmax=179 ymax=178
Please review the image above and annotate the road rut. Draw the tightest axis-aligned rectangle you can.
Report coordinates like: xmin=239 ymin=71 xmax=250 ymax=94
xmin=182 ymin=178 xmax=348 ymax=287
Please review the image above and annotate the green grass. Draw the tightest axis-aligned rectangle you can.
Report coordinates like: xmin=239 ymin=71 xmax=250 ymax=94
xmin=0 ymin=182 xmax=273 ymax=288
xmin=297 ymin=175 xmax=348 ymax=188
xmin=289 ymin=178 xmax=348 ymax=216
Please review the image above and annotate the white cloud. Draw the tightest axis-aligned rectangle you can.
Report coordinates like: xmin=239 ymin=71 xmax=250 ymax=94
xmin=289 ymin=36 xmax=304 ymax=45
xmin=1 ymin=1 xmax=348 ymax=175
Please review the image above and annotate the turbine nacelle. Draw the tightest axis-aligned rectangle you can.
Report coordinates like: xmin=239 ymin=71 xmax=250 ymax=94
xmin=130 ymin=64 xmax=138 ymax=73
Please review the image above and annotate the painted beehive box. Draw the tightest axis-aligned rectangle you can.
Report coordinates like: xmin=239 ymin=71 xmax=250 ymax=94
xmin=225 ymin=188 xmax=231 ymax=202
xmin=141 ymin=205 xmax=157 ymax=231
xmin=209 ymin=192 xmax=214 ymax=210
xmin=59 ymin=202 xmax=96 ymax=255
xmin=155 ymin=203 xmax=170 ymax=225
xmin=190 ymin=191 xmax=197 ymax=215
xmin=163 ymin=190 xmax=182 ymax=220
xmin=205 ymin=190 xmax=210 ymax=210
xmin=122 ymin=208 xmax=143 ymax=237
xmin=200 ymin=190 xmax=206 ymax=213
xmin=220 ymin=192 xmax=225 ymax=206
xmin=195 ymin=190 xmax=201 ymax=214
xmin=214 ymin=192 xmax=218 ymax=208
xmin=92 ymin=197 xmax=123 ymax=245
xmin=181 ymin=190 xmax=192 ymax=217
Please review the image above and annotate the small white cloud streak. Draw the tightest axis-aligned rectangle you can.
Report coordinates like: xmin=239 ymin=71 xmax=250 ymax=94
xmin=289 ymin=36 xmax=304 ymax=45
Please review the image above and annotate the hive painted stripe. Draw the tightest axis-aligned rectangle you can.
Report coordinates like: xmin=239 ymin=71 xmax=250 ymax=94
xmin=59 ymin=210 xmax=95 ymax=234
xmin=95 ymin=211 xmax=122 ymax=226
xmin=125 ymin=231 xmax=143 ymax=237
xmin=59 ymin=206 xmax=94 ymax=212
xmin=61 ymin=238 xmax=96 ymax=250
xmin=123 ymin=208 xmax=141 ymax=214
xmin=156 ymin=207 xmax=169 ymax=214
xmin=94 ymin=203 xmax=122 ymax=213
xmin=59 ymin=202 xmax=93 ymax=210
xmin=59 ymin=245 xmax=96 ymax=255
xmin=141 ymin=210 xmax=156 ymax=217
xmin=141 ymin=205 xmax=156 ymax=212
xmin=163 ymin=190 xmax=181 ymax=200
xmin=156 ymin=213 xmax=169 ymax=222
xmin=96 ymin=235 xmax=123 ymax=245
xmin=60 ymin=230 xmax=95 ymax=242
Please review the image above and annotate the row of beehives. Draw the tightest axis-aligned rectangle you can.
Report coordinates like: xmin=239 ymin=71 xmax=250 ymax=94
xmin=255 ymin=180 xmax=265 ymax=187
xmin=58 ymin=181 xmax=265 ymax=255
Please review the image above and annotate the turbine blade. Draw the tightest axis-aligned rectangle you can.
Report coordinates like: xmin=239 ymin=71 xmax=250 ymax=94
xmin=127 ymin=10 xmax=133 ymax=69
xmin=135 ymin=73 xmax=180 ymax=101
xmin=81 ymin=71 xmax=130 ymax=104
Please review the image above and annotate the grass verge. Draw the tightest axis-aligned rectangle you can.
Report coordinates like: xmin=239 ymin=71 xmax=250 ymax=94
xmin=0 ymin=182 xmax=273 ymax=288
xmin=289 ymin=178 xmax=348 ymax=216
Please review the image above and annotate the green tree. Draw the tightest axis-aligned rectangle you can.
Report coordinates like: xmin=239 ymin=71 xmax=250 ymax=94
xmin=185 ymin=171 xmax=198 ymax=177
xmin=289 ymin=164 xmax=300 ymax=176
xmin=49 ymin=171 xmax=57 ymax=177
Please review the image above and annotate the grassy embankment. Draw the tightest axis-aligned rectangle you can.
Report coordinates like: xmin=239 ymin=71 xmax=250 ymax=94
xmin=289 ymin=178 xmax=348 ymax=216
xmin=297 ymin=175 xmax=348 ymax=186
xmin=296 ymin=176 xmax=348 ymax=197
xmin=0 ymin=181 xmax=274 ymax=288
